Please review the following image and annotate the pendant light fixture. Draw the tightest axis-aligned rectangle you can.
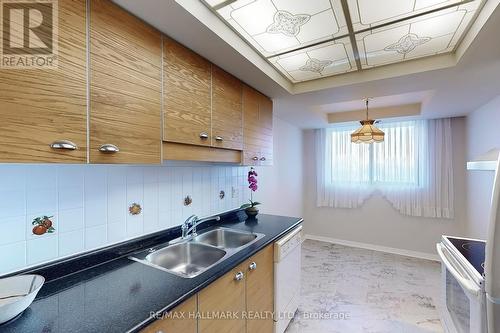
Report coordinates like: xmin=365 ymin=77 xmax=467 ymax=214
xmin=351 ymin=98 xmax=385 ymax=144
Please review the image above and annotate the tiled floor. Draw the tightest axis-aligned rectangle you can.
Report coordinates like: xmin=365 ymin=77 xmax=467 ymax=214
xmin=285 ymin=240 xmax=443 ymax=333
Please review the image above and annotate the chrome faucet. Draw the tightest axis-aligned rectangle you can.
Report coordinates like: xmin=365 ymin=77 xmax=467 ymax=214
xmin=181 ymin=215 xmax=221 ymax=239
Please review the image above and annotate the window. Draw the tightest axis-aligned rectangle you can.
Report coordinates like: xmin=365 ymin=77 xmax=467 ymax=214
xmin=316 ymin=118 xmax=454 ymax=218
xmin=330 ymin=120 xmax=423 ymax=188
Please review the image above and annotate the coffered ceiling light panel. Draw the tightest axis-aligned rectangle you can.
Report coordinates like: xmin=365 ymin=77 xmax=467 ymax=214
xmin=211 ymin=0 xmax=348 ymax=57
xmin=348 ymin=0 xmax=470 ymax=31
xmin=355 ymin=1 xmax=483 ymax=69
xmin=268 ymin=37 xmax=356 ymax=83
xmin=201 ymin=0 xmax=488 ymax=83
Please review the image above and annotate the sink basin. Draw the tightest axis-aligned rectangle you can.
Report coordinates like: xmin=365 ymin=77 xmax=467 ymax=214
xmin=143 ymin=242 xmax=226 ymax=278
xmin=129 ymin=227 xmax=265 ymax=279
xmin=193 ymin=228 xmax=258 ymax=249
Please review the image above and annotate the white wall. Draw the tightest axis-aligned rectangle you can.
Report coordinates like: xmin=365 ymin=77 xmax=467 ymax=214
xmin=302 ymin=117 xmax=467 ymax=256
xmin=256 ymin=117 xmax=303 ymax=218
xmin=465 ymin=95 xmax=500 ymax=239
xmin=0 ymin=116 xmax=303 ymax=276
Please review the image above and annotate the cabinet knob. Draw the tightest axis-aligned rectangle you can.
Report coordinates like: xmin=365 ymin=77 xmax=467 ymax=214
xmin=249 ymin=262 xmax=257 ymax=270
xmin=252 ymin=156 xmax=259 ymax=161
xmin=234 ymin=271 xmax=244 ymax=281
xmin=260 ymin=157 xmax=266 ymax=161
xmin=99 ymin=144 xmax=120 ymax=153
xmin=214 ymin=136 xmax=223 ymax=142
xmin=199 ymin=132 xmax=209 ymax=139
xmin=50 ymin=140 xmax=77 ymax=150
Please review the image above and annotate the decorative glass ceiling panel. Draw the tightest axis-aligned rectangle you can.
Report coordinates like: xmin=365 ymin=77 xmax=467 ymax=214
xmin=348 ymin=0 xmax=468 ymax=31
xmin=214 ymin=0 xmax=348 ymax=57
xmin=268 ymin=37 xmax=356 ymax=83
xmin=201 ymin=0 xmax=486 ymax=82
xmin=355 ymin=1 xmax=482 ymax=69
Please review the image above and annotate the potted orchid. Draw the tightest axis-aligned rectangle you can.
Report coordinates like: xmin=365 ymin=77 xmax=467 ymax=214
xmin=241 ymin=167 xmax=261 ymax=218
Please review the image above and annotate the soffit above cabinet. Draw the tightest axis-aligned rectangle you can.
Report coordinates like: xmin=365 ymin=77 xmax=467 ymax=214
xmin=200 ymin=0 xmax=490 ymax=85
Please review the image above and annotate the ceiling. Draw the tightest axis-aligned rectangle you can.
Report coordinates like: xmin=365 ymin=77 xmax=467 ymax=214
xmin=201 ymin=0 xmax=485 ymax=83
xmin=113 ymin=0 xmax=500 ymax=128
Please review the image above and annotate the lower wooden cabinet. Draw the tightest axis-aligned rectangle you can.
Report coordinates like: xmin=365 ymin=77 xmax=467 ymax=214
xmin=142 ymin=245 xmax=274 ymax=333
xmin=245 ymin=245 xmax=274 ymax=333
xmin=198 ymin=263 xmax=247 ymax=333
xmin=199 ymin=244 xmax=274 ymax=333
xmin=142 ymin=295 xmax=197 ymax=333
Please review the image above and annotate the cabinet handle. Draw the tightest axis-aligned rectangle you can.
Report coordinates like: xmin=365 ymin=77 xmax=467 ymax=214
xmin=50 ymin=140 xmax=78 ymax=150
xmin=249 ymin=262 xmax=257 ymax=270
xmin=199 ymin=132 xmax=209 ymax=139
xmin=260 ymin=157 xmax=266 ymax=161
xmin=99 ymin=144 xmax=120 ymax=153
xmin=234 ymin=271 xmax=244 ymax=281
xmin=214 ymin=136 xmax=223 ymax=141
xmin=252 ymin=156 xmax=259 ymax=161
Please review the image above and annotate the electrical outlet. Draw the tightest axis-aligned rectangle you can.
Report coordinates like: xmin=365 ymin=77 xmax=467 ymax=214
xmin=231 ymin=186 xmax=239 ymax=198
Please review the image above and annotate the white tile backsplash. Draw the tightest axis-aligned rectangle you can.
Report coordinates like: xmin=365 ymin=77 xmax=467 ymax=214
xmin=59 ymin=208 xmax=84 ymax=233
xmin=27 ymin=235 xmax=58 ymax=265
xmin=0 ymin=189 xmax=25 ymax=218
xmin=0 ymin=215 xmax=25 ymax=245
xmin=85 ymin=224 xmax=107 ymax=250
xmin=1 ymin=241 xmax=26 ymax=272
xmin=0 ymin=164 xmax=249 ymax=275
xmin=59 ymin=230 xmax=84 ymax=257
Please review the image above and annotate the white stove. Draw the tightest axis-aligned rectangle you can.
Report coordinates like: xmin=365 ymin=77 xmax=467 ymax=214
xmin=437 ymin=235 xmax=486 ymax=333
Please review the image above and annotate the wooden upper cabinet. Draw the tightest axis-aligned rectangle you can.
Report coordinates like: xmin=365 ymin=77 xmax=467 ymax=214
xmin=243 ymin=85 xmax=273 ymax=165
xmin=0 ymin=0 xmax=87 ymax=163
xmin=163 ymin=36 xmax=211 ymax=147
xmin=211 ymin=66 xmax=243 ymax=150
xmin=141 ymin=295 xmax=197 ymax=333
xmin=89 ymin=0 xmax=162 ymax=164
xmin=242 ymin=86 xmax=261 ymax=165
xmin=259 ymin=94 xmax=274 ymax=166
xmin=198 ymin=263 xmax=246 ymax=333
xmin=246 ymin=244 xmax=274 ymax=333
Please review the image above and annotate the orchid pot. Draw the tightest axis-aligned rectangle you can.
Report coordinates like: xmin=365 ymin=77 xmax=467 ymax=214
xmin=241 ymin=167 xmax=261 ymax=218
xmin=241 ymin=202 xmax=260 ymax=218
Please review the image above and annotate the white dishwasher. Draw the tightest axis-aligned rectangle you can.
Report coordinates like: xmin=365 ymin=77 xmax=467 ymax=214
xmin=274 ymin=225 xmax=302 ymax=333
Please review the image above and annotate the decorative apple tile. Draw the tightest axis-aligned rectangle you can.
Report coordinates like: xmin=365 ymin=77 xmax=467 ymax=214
xmin=31 ymin=215 xmax=55 ymax=236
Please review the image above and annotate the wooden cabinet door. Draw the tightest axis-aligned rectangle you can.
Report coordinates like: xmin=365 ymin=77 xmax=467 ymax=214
xmin=258 ymin=94 xmax=273 ymax=166
xmin=0 ymin=0 xmax=87 ymax=163
xmin=246 ymin=244 xmax=274 ymax=333
xmin=163 ymin=36 xmax=211 ymax=146
xmin=242 ymin=86 xmax=274 ymax=166
xmin=211 ymin=66 xmax=243 ymax=150
xmin=89 ymin=0 xmax=162 ymax=164
xmin=198 ymin=264 xmax=246 ymax=333
xmin=242 ymin=85 xmax=262 ymax=165
xmin=141 ymin=295 xmax=197 ymax=333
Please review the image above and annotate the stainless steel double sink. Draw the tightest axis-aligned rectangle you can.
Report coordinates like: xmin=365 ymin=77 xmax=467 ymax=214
xmin=129 ymin=227 xmax=265 ymax=278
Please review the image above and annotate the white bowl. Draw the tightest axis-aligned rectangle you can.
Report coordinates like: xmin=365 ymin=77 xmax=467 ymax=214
xmin=0 ymin=274 xmax=45 ymax=324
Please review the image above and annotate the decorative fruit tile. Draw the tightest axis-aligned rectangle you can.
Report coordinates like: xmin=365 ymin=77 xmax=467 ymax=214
xmin=128 ymin=202 xmax=142 ymax=215
xmin=27 ymin=213 xmax=56 ymax=239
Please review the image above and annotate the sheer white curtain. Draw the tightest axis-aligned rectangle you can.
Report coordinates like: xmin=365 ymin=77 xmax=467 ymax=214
xmin=316 ymin=125 xmax=372 ymax=208
xmin=316 ymin=118 xmax=454 ymax=218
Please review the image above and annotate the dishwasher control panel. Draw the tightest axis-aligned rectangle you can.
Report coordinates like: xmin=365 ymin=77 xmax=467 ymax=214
xmin=274 ymin=225 xmax=302 ymax=262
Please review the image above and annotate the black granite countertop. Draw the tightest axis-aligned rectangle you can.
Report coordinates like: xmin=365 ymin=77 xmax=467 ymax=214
xmin=0 ymin=213 xmax=302 ymax=333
